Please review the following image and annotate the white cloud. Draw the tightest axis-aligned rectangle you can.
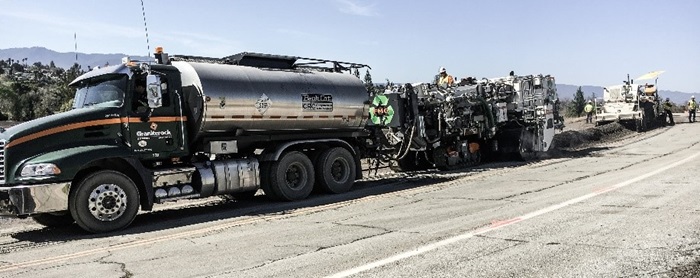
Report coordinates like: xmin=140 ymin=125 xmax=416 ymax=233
xmin=0 ymin=10 xmax=143 ymax=41
xmin=154 ymin=30 xmax=244 ymax=57
xmin=0 ymin=10 xmax=243 ymax=57
xmin=335 ymin=0 xmax=379 ymax=17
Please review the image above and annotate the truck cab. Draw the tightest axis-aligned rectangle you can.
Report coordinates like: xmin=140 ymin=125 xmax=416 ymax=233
xmin=0 ymin=59 xmax=191 ymax=232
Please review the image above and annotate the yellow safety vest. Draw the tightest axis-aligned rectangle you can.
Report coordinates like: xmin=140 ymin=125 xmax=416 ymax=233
xmin=664 ymin=101 xmax=672 ymax=110
xmin=689 ymin=100 xmax=697 ymax=110
xmin=438 ymin=75 xmax=454 ymax=86
xmin=584 ymin=104 xmax=593 ymax=113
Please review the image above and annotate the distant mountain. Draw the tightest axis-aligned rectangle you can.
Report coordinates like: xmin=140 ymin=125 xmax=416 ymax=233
xmin=0 ymin=47 xmax=149 ymax=70
xmin=556 ymin=83 xmax=694 ymax=105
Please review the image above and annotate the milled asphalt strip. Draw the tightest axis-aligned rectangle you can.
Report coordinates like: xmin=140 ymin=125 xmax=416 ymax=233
xmin=0 ymin=164 xmax=519 ymax=272
xmin=326 ymin=150 xmax=700 ymax=278
xmin=0 ymin=177 xmax=445 ymax=272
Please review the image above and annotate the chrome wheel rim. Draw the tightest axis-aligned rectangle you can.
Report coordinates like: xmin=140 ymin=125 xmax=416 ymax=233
xmin=88 ymin=183 xmax=127 ymax=221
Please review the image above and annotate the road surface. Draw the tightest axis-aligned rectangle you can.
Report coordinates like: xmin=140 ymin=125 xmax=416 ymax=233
xmin=0 ymin=123 xmax=699 ymax=277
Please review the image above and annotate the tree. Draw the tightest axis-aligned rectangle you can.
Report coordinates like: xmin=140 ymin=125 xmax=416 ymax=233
xmin=0 ymin=60 xmax=86 ymax=121
xmin=566 ymin=86 xmax=586 ymax=117
xmin=0 ymin=81 xmax=12 ymax=120
xmin=363 ymin=69 xmax=374 ymax=93
xmin=352 ymin=68 xmax=360 ymax=79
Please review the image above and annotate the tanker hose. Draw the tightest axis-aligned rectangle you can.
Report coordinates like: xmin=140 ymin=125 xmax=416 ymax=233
xmin=395 ymin=124 xmax=417 ymax=160
xmin=478 ymin=98 xmax=495 ymax=131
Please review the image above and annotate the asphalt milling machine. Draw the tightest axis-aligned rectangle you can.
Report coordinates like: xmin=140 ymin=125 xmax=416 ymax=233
xmin=368 ymin=73 xmax=564 ymax=171
xmin=595 ymin=71 xmax=666 ymax=132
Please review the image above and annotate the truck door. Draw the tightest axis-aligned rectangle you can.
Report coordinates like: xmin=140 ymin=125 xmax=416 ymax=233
xmin=128 ymin=73 xmax=187 ymax=159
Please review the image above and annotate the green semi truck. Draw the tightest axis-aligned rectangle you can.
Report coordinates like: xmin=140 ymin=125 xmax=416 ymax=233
xmin=0 ymin=49 xmax=373 ymax=233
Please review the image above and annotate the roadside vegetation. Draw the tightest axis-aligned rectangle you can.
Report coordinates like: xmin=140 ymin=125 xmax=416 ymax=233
xmin=0 ymin=59 xmax=85 ymax=121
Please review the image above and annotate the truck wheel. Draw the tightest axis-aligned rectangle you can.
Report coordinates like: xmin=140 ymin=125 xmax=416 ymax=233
xmin=263 ymin=151 xmax=315 ymax=201
xmin=315 ymin=147 xmax=356 ymax=194
xmin=69 ymin=170 xmax=140 ymax=233
xmin=32 ymin=212 xmax=74 ymax=228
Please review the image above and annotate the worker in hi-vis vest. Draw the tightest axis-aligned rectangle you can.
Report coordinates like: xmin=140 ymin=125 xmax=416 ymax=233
xmin=688 ymin=96 xmax=697 ymax=123
xmin=584 ymin=100 xmax=594 ymax=124
xmin=437 ymin=67 xmax=454 ymax=87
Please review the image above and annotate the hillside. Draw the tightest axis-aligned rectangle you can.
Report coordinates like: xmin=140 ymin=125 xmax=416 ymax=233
xmin=0 ymin=47 xmax=150 ymax=70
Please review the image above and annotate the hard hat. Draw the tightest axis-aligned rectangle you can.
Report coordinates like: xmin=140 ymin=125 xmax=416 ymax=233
xmin=693 ymin=96 xmax=695 ymax=99
xmin=439 ymin=67 xmax=446 ymax=74
xmin=587 ymin=100 xmax=592 ymax=103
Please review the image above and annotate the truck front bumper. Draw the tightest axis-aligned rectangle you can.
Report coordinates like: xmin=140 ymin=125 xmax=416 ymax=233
xmin=0 ymin=182 xmax=70 ymax=216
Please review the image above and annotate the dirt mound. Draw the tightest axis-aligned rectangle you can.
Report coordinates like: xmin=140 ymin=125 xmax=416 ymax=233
xmin=551 ymin=122 xmax=633 ymax=150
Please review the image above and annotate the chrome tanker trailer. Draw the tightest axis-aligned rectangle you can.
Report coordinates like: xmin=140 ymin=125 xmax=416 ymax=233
xmin=372 ymin=74 xmax=561 ymax=171
xmin=0 ymin=48 xmax=374 ymax=233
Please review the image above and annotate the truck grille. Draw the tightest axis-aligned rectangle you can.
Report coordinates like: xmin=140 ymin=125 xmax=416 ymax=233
xmin=0 ymin=140 xmax=5 ymax=184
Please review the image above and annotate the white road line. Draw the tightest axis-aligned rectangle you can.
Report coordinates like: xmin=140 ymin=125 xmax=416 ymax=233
xmin=327 ymin=151 xmax=700 ymax=278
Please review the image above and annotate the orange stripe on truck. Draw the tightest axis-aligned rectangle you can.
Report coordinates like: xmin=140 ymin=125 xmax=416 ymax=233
xmin=121 ymin=116 xmax=187 ymax=123
xmin=5 ymin=118 xmax=122 ymax=148
xmin=6 ymin=116 xmax=187 ymax=149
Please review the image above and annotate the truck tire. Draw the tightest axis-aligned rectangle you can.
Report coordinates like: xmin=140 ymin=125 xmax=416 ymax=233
xmin=32 ymin=212 xmax=74 ymax=228
xmin=315 ymin=147 xmax=356 ymax=194
xmin=69 ymin=170 xmax=140 ymax=233
xmin=262 ymin=151 xmax=315 ymax=201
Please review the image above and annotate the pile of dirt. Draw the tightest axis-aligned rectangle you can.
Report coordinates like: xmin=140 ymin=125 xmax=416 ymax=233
xmin=551 ymin=122 xmax=633 ymax=150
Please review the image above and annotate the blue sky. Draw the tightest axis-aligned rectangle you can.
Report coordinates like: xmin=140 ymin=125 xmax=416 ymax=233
xmin=0 ymin=0 xmax=698 ymax=93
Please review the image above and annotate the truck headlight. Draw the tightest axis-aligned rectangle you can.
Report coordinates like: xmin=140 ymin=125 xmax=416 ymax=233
xmin=20 ymin=163 xmax=62 ymax=177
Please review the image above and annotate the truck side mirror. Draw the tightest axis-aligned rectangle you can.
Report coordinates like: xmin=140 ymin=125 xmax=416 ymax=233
xmin=146 ymin=74 xmax=163 ymax=109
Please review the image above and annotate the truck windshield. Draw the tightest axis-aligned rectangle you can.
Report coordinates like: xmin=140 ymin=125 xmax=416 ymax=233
xmin=72 ymin=74 xmax=127 ymax=109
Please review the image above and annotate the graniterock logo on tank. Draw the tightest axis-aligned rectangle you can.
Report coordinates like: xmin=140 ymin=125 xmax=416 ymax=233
xmin=137 ymin=122 xmax=173 ymax=141
xmin=302 ymin=94 xmax=333 ymax=112
xmin=136 ymin=129 xmax=172 ymax=138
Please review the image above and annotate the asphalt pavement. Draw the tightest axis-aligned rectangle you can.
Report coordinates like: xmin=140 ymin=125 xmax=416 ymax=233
xmin=1 ymin=123 xmax=700 ymax=277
